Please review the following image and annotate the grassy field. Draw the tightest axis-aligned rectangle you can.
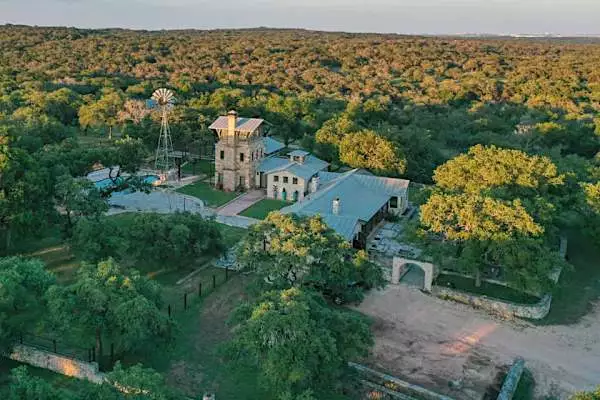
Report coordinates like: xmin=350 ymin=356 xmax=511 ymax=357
xmin=176 ymin=182 xmax=239 ymax=208
xmin=239 ymin=199 xmax=288 ymax=219
xmin=541 ymin=232 xmax=600 ymax=325
xmin=435 ymin=273 xmax=541 ymax=305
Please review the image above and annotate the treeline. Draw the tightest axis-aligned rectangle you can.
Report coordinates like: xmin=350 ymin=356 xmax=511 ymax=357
xmin=0 ymin=26 xmax=598 ymax=182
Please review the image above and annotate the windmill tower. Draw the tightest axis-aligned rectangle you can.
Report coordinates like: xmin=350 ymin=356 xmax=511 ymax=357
xmin=149 ymin=88 xmax=175 ymax=176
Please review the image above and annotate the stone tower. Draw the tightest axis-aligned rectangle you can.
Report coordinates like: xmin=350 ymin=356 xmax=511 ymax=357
xmin=210 ymin=110 xmax=265 ymax=192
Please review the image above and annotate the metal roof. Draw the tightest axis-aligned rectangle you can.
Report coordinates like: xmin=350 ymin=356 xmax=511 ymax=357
xmin=209 ymin=116 xmax=264 ymax=132
xmin=257 ymin=156 xmax=291 ymax=173
xmin=267 ymin=155 xmax=329 ymax=180
xmin=263 ymin=137 xmax=285 ymax=155
xmin=281 ymin=169 xmax=410 ymax=238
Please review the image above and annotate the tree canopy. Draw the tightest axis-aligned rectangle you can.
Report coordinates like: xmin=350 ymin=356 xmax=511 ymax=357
xmin=227 ymin=287 xmax=372 ymax=399
xmin=0 ymin=257 xmax=55 ymax=351
xmin=45 ymin=258 xmax=170 ymax=363
xmin=239 ymin=212 xmax=384 ymax=303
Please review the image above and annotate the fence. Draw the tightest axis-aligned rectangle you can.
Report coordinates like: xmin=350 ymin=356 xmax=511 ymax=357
xmin=17 ymin=332 xmax=96 ymax=363
xmin=16 ymin=266 xmax=237 ymax=374
xmin=165 ymin=266 xmax=235 ymax=317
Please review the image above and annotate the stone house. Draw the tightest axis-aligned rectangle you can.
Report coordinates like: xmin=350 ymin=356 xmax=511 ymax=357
xmin=211 ymin=111 xmax=410 ymax=247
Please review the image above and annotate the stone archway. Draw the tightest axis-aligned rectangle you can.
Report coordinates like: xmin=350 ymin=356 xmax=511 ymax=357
xmin=391 ymin=257 xmax=437 ymax=292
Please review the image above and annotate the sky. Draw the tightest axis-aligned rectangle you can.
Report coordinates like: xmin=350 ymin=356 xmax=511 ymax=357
xmin=1 ymin=0 xmax=599 ymax=35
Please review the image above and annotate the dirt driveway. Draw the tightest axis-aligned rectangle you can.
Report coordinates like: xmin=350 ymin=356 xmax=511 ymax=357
xmin=356 ymin=285 xmax=600 ymax=400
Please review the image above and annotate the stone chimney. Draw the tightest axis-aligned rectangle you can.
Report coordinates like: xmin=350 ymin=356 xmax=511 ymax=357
xmin=332 ymin=197 xmax=341 ymax=215
xmin=310 ymin=176 xmax=320 ymax=193
xmin=227 ymin=110 xmax=237 ymax=136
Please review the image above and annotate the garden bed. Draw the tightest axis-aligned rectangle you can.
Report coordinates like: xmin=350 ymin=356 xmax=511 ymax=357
xmin=435 ymin=273 xmax=540 ymax=305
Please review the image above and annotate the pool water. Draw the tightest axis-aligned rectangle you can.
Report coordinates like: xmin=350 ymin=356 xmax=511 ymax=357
xmin=94 ymin=175 xmax=160 ymax=192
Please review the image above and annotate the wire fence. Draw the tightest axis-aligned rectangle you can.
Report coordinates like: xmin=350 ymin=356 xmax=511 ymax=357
xmin=16 ymin=266 xmax=236 ymax=372
xmin=17 ymin=332 xmax=96 ymax=363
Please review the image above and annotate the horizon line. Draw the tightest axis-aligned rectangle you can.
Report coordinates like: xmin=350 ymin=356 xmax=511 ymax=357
xmin=2 ymin=23 xmax=600 ymax=38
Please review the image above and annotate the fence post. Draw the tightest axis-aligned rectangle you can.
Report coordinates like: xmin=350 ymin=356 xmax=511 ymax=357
xmin=198 ymin=282 xmax=202 ymax=297
xmin=110 ymin=343 xmax=114 ymax=367
xmin=168 ymin=304 xmax=171 ymax=318
xmin=184 ymin=293 xmax=188 ymax=311
xmin=53 ymin=339 xmax=57 ymax=353
xmin=213 ymin=274 xmax=216 ymax=289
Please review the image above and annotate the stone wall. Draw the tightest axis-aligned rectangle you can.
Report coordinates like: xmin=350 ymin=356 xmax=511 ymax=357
xmin=433 ymin=287 xmax=552 ymax=320
xmin=9 ymin=344 xmax=105 ymax=383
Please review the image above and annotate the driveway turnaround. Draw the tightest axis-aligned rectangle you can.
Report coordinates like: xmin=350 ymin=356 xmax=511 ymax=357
xmin=356 ymin=285 xmax=600 ymax=400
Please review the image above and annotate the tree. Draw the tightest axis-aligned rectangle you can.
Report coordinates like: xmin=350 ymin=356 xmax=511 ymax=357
xmin=4 ymin=366 xmax=67 ymax=400
xmin=54 ymin=175 xmax=108 ymax=235
xmin=339 ymin=130 xmax=407 ymax=175
xmin=45 ymin=259 xmax=170 ymax=365
xmin=79 ymin=89 xmax=125 ymax=139
xmin=0 ymin=257 xmax=55 ymax=351
xmin=227 ymin=288 xmax=372 ymax=398
xmin=238 ymin=213 xmax=384 ymax=303
xmin=4 ymin=364 xmax=178 ymax=400
xmin=419 ymin=145 xmax=566 ymax=290
xmin=71 ymin=216 xmax=125 ymax=263
xmin=571 ymin=387 xmax=600 ymax=400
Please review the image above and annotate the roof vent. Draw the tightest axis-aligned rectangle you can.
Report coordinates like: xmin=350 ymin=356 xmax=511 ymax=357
xmin=332 ymin=197 xmax=341 ymax=215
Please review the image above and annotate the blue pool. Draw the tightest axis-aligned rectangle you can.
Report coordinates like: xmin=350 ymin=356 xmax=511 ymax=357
xmin=94 ymin=175 xmax=160 ymax=193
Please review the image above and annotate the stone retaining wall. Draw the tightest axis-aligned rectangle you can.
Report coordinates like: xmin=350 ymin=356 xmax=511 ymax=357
xmin=433 ymin=287 xmax=552 ymax=320
xmin=9 ymin=344 xmax=105 ymax=383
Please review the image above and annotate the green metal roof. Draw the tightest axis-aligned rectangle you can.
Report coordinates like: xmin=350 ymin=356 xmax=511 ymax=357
xmin=281 ymin=169 xmax=409 ymax=240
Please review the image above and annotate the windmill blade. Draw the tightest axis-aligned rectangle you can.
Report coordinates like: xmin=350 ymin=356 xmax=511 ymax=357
xmin=152 ymin=88 xmax=176 ymax=106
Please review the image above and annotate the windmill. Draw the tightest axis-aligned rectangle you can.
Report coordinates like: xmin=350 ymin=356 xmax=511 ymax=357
xmin=149 ymin=88 xmax=175 ymax=176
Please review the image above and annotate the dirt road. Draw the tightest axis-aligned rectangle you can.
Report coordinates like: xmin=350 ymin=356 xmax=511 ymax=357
xmin=357 ymin=285 xmax=600 ymax=399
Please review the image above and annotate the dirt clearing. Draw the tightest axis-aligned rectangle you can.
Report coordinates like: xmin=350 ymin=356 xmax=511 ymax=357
xmin=356 ymin=285 xmax=600 ymax=399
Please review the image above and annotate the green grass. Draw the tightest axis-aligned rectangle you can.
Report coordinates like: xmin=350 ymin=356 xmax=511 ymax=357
xmin=435 ymin=273 xmax=541 ymax=305
xmin=176 ymin=182 xmax=239 ymax=208
xmin=181 ymin=159 xmax=214 ymax=176
xmin=217 ymin=223 xmax=248 ymax=247
xmin=540 ymin=232 xmax=600 ymax=325
xmin=239 ymin=199 xmax=288 ymax=219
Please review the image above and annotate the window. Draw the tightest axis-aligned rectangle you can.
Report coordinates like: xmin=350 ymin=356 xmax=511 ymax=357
xmin=283 ymin=176 xmax=289 ymax=183
xmin=240 ymin=153 xmax=245 ymax=162
xmin=217 ymin=173 xmax=223 ymax=183
xmin=390 ymin=196 xmax=398 ymax=208
xmin=220 ymin=150 xmax=224 ymax=160
xmin=274 ymin=175 xmax=279 ymax=182
xmin=292 ymin=177 xmax=298 ymax=184
xmin=239 ymin=176 xmax=245 ymax=187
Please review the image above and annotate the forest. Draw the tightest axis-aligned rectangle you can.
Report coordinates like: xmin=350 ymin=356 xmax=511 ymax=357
xmin=1 ymin=25 xmax=600 ymax=399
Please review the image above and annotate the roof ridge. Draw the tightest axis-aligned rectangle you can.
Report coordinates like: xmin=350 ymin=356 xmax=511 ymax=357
xmin=300 ymin=168 xmax=359 ymax=206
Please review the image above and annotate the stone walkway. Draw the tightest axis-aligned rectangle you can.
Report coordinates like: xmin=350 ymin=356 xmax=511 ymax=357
xmin=216 ymin=190 xmax=265 ymax=216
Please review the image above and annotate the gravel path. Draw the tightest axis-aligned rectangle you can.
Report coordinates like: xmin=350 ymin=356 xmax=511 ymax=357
xmin=356 ymin=285 xmax=600 ymax=400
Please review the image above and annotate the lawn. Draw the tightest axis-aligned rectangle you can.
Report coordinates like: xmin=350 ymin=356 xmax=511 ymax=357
xmin=540 ymin=231 xmax=600 ymax=325
xmin=435 ymin=273 xmax=541 ymax=305
xmin=239 ymin=199 xmax=288 ymax=219
xmin=176 ymin=182 xmax=239 ymax=208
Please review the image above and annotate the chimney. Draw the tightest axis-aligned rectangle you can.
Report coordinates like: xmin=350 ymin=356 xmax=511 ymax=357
xmin=332 ymin=197 xmax=341 ymax=215
xmin=227 ymin=110 xmax=237 ymax=136
xmin=310 ymin=176 xmax=320 ymax=193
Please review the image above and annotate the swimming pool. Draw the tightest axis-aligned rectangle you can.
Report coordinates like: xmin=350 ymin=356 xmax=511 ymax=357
xmin=94 ymin=175 xmax=160 ymax=192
